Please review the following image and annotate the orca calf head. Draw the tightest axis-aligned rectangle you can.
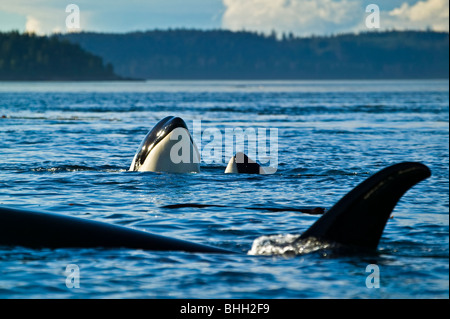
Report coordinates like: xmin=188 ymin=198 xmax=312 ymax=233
xmin=129 ymin=116 xmax=200 ymax=173
xmin=225 ymin=152 xmax=266 ymax=174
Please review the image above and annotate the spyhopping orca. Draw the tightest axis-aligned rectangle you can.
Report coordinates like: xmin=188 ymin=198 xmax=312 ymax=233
xmin=0 ymin=162 xmax=430 ymax=253
xmin=129 ymin=116 xmax=200 ymax=173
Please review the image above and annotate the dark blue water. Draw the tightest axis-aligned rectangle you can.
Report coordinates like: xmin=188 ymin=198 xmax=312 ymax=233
xmin=0 ymin=80 xmax=448 ymax=299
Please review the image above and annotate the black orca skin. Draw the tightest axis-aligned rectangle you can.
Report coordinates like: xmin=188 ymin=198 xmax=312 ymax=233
xmin=234 ymin=152 xmax=263 ymax=174
xmin=299 ymin=162 xmax=431 ymax=250
xmin=0 ymin=207 xmax=233 ymax=253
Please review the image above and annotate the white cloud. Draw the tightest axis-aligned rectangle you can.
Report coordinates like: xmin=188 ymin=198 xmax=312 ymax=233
xmin=0 ymin=1 xmax=71 ymax=34
xmin=222 ymin=0 xmax=362 ymax=36
xmin=0 ymin=0 xmax=224 ymax=34
xmin=221 ymin=0 xmax=450 ymax=36
xmin=386 ymin=0 xmax=449 ymax=31
xmin=0 ymin=0 xmax=448 ymax=35
xmin=24 ymin=16 xmax=42 ymax=34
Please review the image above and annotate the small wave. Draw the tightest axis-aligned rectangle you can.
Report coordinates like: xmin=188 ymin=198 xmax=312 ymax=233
xmin=31 ymin=165 xmax=125 ymax=173
xmin=248 ymin=234 xmax=338 ymax=256
xmin=2 ymin=115 xmax=120 ymax=122
xmin=286 ymin=167 xmax=364 ymax=177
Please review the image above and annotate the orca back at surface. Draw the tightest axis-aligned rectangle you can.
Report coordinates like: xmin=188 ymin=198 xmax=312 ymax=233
xmin=0 ymin=206 xmax=233 ymax=254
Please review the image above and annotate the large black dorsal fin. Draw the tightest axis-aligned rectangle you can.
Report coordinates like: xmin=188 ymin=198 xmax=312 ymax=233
xmin=300 ymin=162 xmax=431 ymax=250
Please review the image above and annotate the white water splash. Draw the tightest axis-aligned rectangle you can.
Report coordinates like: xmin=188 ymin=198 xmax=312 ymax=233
xmin=248 ymin=234 xmax=335 ymax=256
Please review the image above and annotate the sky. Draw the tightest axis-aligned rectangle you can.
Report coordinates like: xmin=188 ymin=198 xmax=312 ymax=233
xmin=0 ymin=0 xmax=448 ymax=36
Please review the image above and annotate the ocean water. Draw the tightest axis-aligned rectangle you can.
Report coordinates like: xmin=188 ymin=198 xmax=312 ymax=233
xmin=0 ymin=80 xmax=448 ymax=299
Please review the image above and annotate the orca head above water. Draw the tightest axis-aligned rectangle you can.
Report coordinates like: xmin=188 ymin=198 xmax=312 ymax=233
xmin=224 ymin=152 xmax=267 ymax=174
xmin=129 ymin=116 xmax=201 ymax=173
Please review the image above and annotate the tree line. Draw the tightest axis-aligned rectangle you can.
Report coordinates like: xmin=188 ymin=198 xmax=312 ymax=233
xmin=60 ymin=29 xmax=449 ymax=80
xmin=1 ymin=29 xmax=448 ymax=80
xmin=0 ymin=31 xmax=122 ymax=80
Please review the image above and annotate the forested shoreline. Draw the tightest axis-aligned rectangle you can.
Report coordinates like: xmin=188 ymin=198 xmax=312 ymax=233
xmin=1 ymin=30 xmax=448 ymax=80
xmin=61 ymin=29 xmax=449 ymax=80
xmin=0 ymin=31 xmax=122 ymax=81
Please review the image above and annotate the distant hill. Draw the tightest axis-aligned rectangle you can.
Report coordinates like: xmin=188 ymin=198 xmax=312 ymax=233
xmin=0 ymin=31 xmax=123 ymax=81
xmin=60 ymin=29 xmax=449 ymax=80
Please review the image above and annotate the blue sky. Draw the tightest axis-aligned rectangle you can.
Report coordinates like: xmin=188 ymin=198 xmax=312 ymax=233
xmin=0 ymin=0 xmax=448 ymax=36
